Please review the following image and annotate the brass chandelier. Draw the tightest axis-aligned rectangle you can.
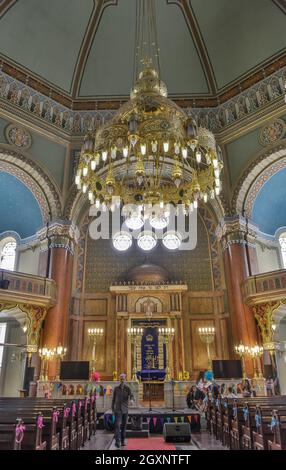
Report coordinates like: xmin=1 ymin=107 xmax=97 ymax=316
xmin=75 ymin=0 xmax=223 ymax=218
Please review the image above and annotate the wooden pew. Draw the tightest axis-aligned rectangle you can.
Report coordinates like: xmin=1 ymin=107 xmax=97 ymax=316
xmin=267 ymin=409 xmax=286 ymax=450
xmin=0 ymin=415 xmax=46 ymax=450
xmin=252 ymin=406 xmax=286 ymax=450
xmin=0 ymin=394 xmax=97 ymax=450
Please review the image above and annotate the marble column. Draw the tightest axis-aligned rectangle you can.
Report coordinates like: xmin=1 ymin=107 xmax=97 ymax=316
xmin=217 ymin=216 xmax=259 ymax=376
xmin=38 ymin=221 xmax=78 ymax=379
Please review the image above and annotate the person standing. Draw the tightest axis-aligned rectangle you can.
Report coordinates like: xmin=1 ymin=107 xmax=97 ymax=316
xmin=111 ymin=373 xmax=134 ymax=448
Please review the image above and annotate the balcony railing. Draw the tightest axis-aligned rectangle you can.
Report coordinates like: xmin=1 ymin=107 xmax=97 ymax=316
xmin=0 ymin=269 xmax=57 ymax=307
xmin=242 ymin=269 xmax=286 ymax=305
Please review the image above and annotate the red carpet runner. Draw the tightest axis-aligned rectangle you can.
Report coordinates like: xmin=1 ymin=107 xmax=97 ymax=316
xmin=126 ymin=437 xmax=176 ymax=450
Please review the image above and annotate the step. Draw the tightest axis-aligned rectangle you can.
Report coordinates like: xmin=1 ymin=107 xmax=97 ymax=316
xmin=126 ymin=423 xmax=149 ymax=431
xmin=126 ymin=430 xmax=149 ymax=438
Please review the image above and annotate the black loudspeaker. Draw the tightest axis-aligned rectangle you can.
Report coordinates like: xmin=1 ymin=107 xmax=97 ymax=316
xmin=163 ymin=423 xmax=191 ymax=443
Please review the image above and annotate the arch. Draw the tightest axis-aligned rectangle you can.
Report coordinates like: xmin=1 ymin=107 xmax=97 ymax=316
xmin=135 ymin=297 xmax=163 ymax=314
xmin=0 ymin=235 xmax=17 ymax=271
xmin=0 ymin=146 xmax=62 ymax=221
xmin=232 ymin=140 xmax=286 ymax=217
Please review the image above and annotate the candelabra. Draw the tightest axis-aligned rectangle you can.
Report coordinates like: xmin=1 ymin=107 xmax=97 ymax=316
xmin=198 ymin=327 xmax=215 ymax=370
xmin=234 ymin=342 xmax=250 ymax=379
xmin=249 ymin=344 xmax=264 ymax=378
xmin=38 ymin=346 xmax=55 ymax=381
xmin=158 ymin=327 xmax=175 ymax=381
xmin=127 ymin=327 xmax=144 ymax=381
xmin=53 ymin=343 xmax=67 ymax=381
xmin=88 ymin=328 xmax=104 ymax=372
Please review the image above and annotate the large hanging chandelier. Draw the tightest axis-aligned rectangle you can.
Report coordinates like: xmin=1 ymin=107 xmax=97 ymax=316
xmin=75 ymin=0 xmax=223 ymax=221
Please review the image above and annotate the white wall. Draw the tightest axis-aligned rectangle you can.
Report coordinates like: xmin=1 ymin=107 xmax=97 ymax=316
xmin=256 ymin=242 xmax=281 ymax=273
xmin=16 ymin=245 xmax=40 ymax=275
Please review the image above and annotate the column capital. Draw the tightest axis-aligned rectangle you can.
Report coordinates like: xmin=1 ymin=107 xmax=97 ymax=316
xmin=37 ymin=220 xmax=80 ymax=254
xmin=252 ymin=301 xmax=281 ymax=346
xmin=216 ymin=215 xmax=259 ymax=250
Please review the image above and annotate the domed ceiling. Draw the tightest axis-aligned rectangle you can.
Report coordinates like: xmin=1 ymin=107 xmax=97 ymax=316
xmin=0 ymin=0 xmax=284 ymax=102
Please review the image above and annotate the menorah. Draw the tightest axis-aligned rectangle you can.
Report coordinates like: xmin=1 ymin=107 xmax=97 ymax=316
xmin=127 ymin=327 xmax=144 ymax=381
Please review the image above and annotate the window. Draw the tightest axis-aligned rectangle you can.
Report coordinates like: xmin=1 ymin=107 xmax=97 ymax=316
xmin=279 ymin=235 xmax=286 ymax=269
xmin=0 ymin=239 xmax=17 ymax=271
xmin=0 ymin=323 xmax=7 ymax=376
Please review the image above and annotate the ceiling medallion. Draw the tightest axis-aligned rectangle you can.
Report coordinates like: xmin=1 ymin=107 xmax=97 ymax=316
xmin=75 ymin=0 xmax=223 ymax=223
xmin=259 ymin=118 xmax=286 ymax=146
xmin=5 ymin=124 xmax=32 ymax=149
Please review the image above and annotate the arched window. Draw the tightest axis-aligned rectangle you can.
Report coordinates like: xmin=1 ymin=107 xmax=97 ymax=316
xmin=0 ymin=238 xmax=17 ymax=271
xmin=279 ymin=233 xmax=286 ymax=269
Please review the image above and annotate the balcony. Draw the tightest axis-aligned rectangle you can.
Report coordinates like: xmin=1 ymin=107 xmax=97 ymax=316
xmin=0 ymin=269 xmax=57 ymax=307
xmin=242 ymin=269 xmax=286 ymax=305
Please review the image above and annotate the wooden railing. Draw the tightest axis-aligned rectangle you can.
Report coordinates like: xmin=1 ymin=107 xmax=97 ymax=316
xmin=0 ymin=269 xmax=57 ymax=306
xmin=242 ymin=269 xmax=286 ymax=305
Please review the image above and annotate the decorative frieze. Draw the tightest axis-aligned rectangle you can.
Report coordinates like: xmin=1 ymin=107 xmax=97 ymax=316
xmin=0 ymin=66 xmax=285 ymax=136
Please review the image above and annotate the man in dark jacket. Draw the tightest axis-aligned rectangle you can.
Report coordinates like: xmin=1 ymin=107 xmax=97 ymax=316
xmin=112 ymin=373 xmax=134 ymax=448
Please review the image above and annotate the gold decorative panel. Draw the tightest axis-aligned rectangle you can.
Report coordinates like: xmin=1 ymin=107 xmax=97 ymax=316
xmin=189 ymin=297 xmax=213 ymax=314
xmin=84 ymin=299 xmax=108 ymax=316
xmin=190 ymin=319 xmax=216 ymax=371
xmin=82 ymin=320 xmax=106 ymax=372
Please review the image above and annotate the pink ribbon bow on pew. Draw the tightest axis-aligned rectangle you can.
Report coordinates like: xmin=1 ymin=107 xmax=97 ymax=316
xmin=64 ymin=407 xmax=70 ymax=418
xmin=15 ymin=423 xmax=26 ymax=444
xmin=53 ymin=410 xmax=60 ymax=423
xmin=37 ymin=416 xmax=44 ymax=429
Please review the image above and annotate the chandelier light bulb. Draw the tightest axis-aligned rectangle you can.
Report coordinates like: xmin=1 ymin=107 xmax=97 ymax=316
xmin=83 ymin=166 xmax=88 ymax=177
xmin=213 ymin=158 xmax=218 ymax=169
xmin=214 ymin=168 xmax=220 ymax=178
xmin=91 ymin=160 xmax=96 ymax=171
xmin=75 ymin=174 xmax=80 ymax=185
xmin=88 ymin=191 xmax=93 ymax=201
xmin=215 ymin=186 xmax=220 ymax=195
xmin=194 ymin=200 xmax=198 ymax=209
xmin=159 ymin=200 xmax=164 ymax=209
xmin=215 ymin=178 xmax=220 ymax=187
xmin=151 ymin=141 xmax=158 ymax=153
xmin=111 ymin=147 xmax=117 ymax=159
xmin=123 ymin=147 xmax=129 ymax=158
xmin=174 ymin=143 xmax=180 ymax=155
xmin=102 ymin=151 xmax=108 ymax=162
xmin=140 ymin=143 xmax=147 ymax=155
xmin=163 ymin=141 xmax=169 ymax=153
xmin=203 ymin=193 xmax=208 ymax=203
xmin=82 ymin=184 xmax=87 ymax=193
xmin=95 ymin=198 xmax=100 ymax=208
xmin=196 ymin=151 xmax=202 ymax=163
xmin=210 ymin=189 xmax=215 ymax=199
xmin=182 ymin=147 xmax=188 ymax=159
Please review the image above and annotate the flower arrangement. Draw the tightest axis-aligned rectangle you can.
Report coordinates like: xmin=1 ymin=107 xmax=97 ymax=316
xmin=91 ymin=371 xmax=100 ymax=382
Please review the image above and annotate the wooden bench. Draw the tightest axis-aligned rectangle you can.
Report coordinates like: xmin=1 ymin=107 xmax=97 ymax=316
xmin=0 ymin=414 xmax=46 ymax=450
xmin=0 ymin=394 xmax=97 ymax=451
